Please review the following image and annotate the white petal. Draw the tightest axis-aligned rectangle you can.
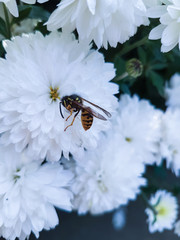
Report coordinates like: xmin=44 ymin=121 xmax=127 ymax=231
xmin=22 ymin=0 xmax=36 ymax=3
xmin=45 ymin=204 xmax=59 ymax=228
xmin=172 ymin=0 xmax=180 ymax=7
xmin=161 ymin=22 xmax=179 ymax=46
xmin=167 ymin=5 xmax=180 ymax=20
xmin=147 ymin=6 xmax=167 ymax=18
xmin=161 ymin=42 xmax=177 ymax=52
xmin=149 ymin=24 xmax=165 ymax=39
xmin=160 ymin=12 xmax=173 ymax=25
xmin=87 ymin=0 xmax=96 ymax=15
xmin=5 ymin=0 xmax=18 ymax=17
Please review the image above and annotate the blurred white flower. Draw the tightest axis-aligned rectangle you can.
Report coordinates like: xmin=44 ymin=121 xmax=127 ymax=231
xmin=0 ymin=31 xmax=118 ymax=161
xmin=46 ymin=0 xmax=149 ymax=49
xmin=11 ymin=18 xmax=40 ymax=36
xmin=165 ymin=73 xmax=180 ymax=108
xmin=112 ymin=207 xmax=126 ymax=231
xmin=0 ymin=145 xmax=73 ymax=240
xmin=160 ymin=108 xmax=180 ymax=175
xmin=147 ymin=0 xmax=180 ymax=52
xmin=71 ymin=133 xmax=146 ymax=215
xmin=174 ymin=220 xmax=180 ymax=237
xmin=0 ymin=0 xmax=49 ymax=17
xmin=114 ymin=94 xmax=162 ymax=165
xmin=145 ymin=190 xmax=178 ymax=233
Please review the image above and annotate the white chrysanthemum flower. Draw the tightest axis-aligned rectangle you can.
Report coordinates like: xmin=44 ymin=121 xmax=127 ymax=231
xmin=113 ymin=94 xmax=162 ymax=165
xmin=165 ymin=73 xmax=180 ymax=108
xmin=147 ymin=0 xmax=180 ymax=52
xmin=145 ymin=190 xmax=178 ymax=233
xmin=71 ymin=133 xmax=146 ymax=215
xmin=0 ymin=145 xmax=73 ymax=240
xmin=46 ymin=0 xmax=149 ymax=48
xmin=0 ymin=31 xmax=118 ymax=161
xmin=174 ymin=220 xmax=180 ymax=236
xmin=160 ymin=108 xmax=180 ymax=175
xmin=0 ymin=0 xmax=48 ymax=17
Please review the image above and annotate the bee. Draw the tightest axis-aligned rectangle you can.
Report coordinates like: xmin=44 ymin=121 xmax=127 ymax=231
xmin=59 ymin=94 xmax=111 ymax=131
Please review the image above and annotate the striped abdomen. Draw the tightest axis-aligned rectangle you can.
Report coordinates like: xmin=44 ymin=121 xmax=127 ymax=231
xmin=81 ymin=110 xmax=93 ymax=131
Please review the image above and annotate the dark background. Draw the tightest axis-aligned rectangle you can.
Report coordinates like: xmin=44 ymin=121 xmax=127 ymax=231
xmin=31 ymin=197 xmax=179 ymax=240
xmin=42 ymin=0 xmax=59 ymax=11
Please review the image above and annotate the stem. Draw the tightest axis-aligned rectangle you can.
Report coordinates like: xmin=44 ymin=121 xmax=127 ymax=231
xmin=118 ymin=36 xmax=148 ymax=57
xmin=141 ymin=191 xmax=158 ymax=216
xmin=3 ymin=3 xmax=11 ymax=39
xmin=114 ymin=72 xmax=129 ymax=82
xmin=19 ymin=0 xmax=23 ymax=6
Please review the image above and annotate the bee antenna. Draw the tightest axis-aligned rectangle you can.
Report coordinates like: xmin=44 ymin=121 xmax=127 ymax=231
xmin=59 ymin=102 xmax=64 ymax=118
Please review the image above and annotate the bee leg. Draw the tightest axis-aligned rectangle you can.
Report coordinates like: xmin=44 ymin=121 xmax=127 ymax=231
xmin=65 ymin=109 xmax=74 ymax=121
xmin=64 ymin=110 xmax=80 ymax=131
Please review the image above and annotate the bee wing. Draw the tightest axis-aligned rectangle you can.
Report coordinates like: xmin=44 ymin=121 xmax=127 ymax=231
xmin=84 ymin=107 xmax=107 ymax=120
xmin=81 ymin=97 xmax=111 ymax=118
xmin=73 ymin=101 xmax=107 ymax=120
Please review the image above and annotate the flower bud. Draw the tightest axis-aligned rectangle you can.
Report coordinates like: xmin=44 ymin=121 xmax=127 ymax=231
xmin=126 ymin=58 xmax=143 ymax=78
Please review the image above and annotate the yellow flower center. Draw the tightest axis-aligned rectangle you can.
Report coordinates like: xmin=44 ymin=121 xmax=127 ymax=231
xmin=13 ymin=168 xmax=21 ymax=182
xmin=49 ymin=86 xmax=60 ymax=101
xmin=156 ymin=205 xmax=168 ymax=216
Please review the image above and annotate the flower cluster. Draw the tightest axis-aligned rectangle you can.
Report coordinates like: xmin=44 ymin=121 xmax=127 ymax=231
xmin=147 ymin=0 xmax=180 ymax=52
xmin=0 ymin=146 xmax=73 ymax=240
xmin=0 ymin=0 xmax=180 ymax=239
xmin=47 ymin=0 xmax=149 ymax=48
xmin=71 ymin=134 xmax=146 ymax=215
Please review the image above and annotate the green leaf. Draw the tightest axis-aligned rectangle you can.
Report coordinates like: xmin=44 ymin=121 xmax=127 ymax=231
xmin=138 ymin=47 xmax=147 ymax=64
xmin=11 ymin=6 xmax=32 ymax=24
xmin=29 ymin=6 xmax=50 ymax=21
xmin=0 ymin=41 xmax=5 ymax=57
xmin=14 ymin=5 xmax=50 ymax=23
xmin=120 ymin=83 xmax=131 ymax=94
xmin=151 ymin=63 xmax=167 ymax=70
xmin=34 ymin=21 xmax=49 ymax=35
xmin=114 ymin=56 xmax=126 ymax=76
xmin=0 ymin=17 xmax=7 ymax=37
xmin=148 ymin=71 xmax=165 ymax=97
xmin=18 ymin=6 xmax=32 ymax=22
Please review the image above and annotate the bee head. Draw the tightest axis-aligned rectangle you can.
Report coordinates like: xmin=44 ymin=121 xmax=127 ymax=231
xmin=60 ymin=96 xmax=70 ymax=118
xmin=61 ymin=96 xmax=70 ymax=107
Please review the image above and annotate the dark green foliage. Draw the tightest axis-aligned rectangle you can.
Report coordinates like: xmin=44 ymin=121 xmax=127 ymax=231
xmin=108 ymin=27 xmax=180 ymax=110
xmin=0 ymin=17 xmax=7 ymax=37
